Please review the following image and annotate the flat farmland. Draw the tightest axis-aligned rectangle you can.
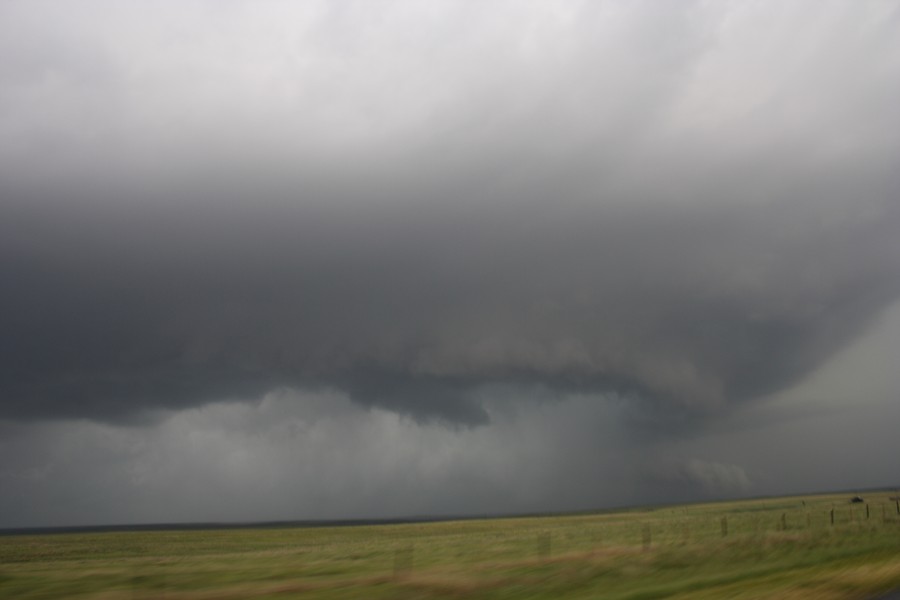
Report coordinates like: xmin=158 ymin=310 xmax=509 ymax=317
xmin=3 ymin=492 xmax=900 ymax=599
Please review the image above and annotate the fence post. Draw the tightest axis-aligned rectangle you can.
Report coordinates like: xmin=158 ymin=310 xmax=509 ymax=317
xmin=721 ymin=516 xmax=728 ymax=537
xmin=830 ymin=508 xmax=834 ymax=526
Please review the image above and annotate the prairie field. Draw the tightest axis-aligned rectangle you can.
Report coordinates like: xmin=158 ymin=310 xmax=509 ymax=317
xmin=3 ymin=492 xmax=900 ymax=599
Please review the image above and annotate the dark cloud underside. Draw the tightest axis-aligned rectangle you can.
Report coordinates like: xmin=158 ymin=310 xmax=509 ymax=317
xmin=1 ymin=0 xmax=899 ymax=426
xmin=3 ymin=179 xmax=899 ymax=424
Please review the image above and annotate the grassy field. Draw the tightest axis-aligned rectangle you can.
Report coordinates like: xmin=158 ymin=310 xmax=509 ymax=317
xmin=2 ymin=492 xmax=900 ymax=599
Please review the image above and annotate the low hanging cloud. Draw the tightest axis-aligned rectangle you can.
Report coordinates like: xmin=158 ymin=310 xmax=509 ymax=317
xmin=1 ymin=0 xmax=900 ymax=429
xmin=4 ymin=178 xmax=897 ymax=426
xmin=0 ymin=390 xmax=643 ymax=527
xmin=649 ymin=458 xmax=752 ymax=497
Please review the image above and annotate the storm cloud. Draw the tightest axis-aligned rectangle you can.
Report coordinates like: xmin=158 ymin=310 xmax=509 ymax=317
xmin=1 ymin=1 xmax=899 ymax=525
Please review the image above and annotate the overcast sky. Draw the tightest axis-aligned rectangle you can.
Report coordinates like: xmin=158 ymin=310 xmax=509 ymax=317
xmin=2 ymin=0 xmax=899 ymax=528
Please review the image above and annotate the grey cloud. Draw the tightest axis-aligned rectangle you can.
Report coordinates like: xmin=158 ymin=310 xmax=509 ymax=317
xmin=0 ymin=391 xmax=639 ymax=527
xmin=1 ymin=0 xmax=899 ymax=429
xmin=3 ymin=0 xmax=900 ymax=529
xmin=3 ymin=191 xmax=897 ymax=425
xmin=6 ymin=308 xmax=900 ymax=527
xmin=648 ymin=458 xmax=751 ymax=497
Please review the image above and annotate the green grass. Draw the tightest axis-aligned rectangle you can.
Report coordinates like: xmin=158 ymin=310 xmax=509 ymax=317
xmin=2 ymin=492 xmax=900 ymax=598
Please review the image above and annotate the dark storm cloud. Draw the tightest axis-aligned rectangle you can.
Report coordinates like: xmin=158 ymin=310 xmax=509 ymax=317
xmin=2 ymin=0 xmax=899 ymax=426
xmin=0 ymin=391 xmax=642 ymax=527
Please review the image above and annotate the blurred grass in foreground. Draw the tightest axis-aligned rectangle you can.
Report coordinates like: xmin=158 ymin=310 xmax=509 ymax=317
xmin=2 ymin=492 xmax=900 ymax=598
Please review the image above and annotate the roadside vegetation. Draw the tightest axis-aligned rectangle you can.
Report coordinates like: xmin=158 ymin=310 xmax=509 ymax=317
xmin=2 ymin=491 xmax=900 ymax=599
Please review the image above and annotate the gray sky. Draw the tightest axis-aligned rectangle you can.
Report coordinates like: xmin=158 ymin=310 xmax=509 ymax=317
xmin=1 ymin=0 xmax=899 ymax=528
